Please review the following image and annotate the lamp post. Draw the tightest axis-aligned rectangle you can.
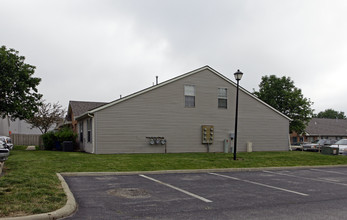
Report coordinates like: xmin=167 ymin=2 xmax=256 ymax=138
xmin=233 ymin=69 xmax=243 ymax=160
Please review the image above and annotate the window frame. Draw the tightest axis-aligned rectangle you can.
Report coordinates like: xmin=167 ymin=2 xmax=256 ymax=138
xmin=218 ymin=88 xmax=227 ymax=109
xmin=87 ymin=118 xmax=92 ymax=143
xmin=184 ymin=85 xmax=195 ymax=108
xmin=79 ymin=121 xmax=83 ymax=143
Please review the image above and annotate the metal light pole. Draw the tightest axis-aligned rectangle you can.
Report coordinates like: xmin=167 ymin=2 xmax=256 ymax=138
xmin=233 ymin=69 xmax=243 ymax=160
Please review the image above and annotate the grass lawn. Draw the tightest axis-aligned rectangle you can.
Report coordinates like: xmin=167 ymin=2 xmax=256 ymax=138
xmin=2 ymin=147 xmax=347 ymax=217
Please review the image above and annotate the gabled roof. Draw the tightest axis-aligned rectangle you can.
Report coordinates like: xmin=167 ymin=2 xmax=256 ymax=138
xmin=68 ymin=101 xmax=108 ymax=119
xmin=306 ymin=118 xmax=347 ymax=136
xmin=76 ymin=65 xmax=291 ymax=121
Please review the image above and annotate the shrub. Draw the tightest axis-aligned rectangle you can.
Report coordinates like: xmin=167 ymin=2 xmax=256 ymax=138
xmin=42 ymin=131 xmax=56 ymax=150
xmin=55 ymin=127 xmax=76 ymax=143
xmin=41 ymin=128 xmax=77 ymax=150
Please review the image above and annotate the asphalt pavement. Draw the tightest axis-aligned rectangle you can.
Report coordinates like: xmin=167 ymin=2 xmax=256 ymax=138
xmin=63 ymin=167 xmax=347 ymax=220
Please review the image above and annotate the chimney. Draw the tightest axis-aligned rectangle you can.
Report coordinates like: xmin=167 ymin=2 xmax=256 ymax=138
xmin=156 ymin=76 xmax=158 ymax=85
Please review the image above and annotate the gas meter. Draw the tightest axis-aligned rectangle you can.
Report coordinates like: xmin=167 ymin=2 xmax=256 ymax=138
xmin=201 ymin=125 xmax=214 ymax=144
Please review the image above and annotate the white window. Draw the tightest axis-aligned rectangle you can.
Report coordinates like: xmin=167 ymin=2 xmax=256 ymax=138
xmin=218 ymin=88 xmax=227 ymax=109
xmin=184 ymin=85 xmax=195 ymax=107
xmin=87 ymin=118 xmax=92 ymax=143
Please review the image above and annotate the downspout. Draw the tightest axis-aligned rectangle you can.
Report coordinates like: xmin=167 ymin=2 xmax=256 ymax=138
xmin=87 ymin=113 xmax=95 ymax=154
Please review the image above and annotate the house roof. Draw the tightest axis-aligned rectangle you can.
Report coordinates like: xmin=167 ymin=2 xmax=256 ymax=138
xmin=305 ymin=118 xmax=347 ymax=136
xmin=76 ymin=65 xmax=291 ymax=121
xmin=68 ymin=101 xmax=108 ymax=119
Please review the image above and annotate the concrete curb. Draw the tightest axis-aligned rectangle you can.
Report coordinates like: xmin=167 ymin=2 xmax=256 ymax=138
xmin=0 ymin=173 xmax=77 ymax=220
xmin=61 ymin=164 xmax=347 ymax=176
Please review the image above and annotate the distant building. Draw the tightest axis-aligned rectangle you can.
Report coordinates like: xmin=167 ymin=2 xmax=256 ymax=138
xmin=0 ymin=116 xmax=42 ymax=136
xmin=65 ymin=101 xmax=108 ymax=133
xmin=291 ymin=118 xmax=347 ymax=144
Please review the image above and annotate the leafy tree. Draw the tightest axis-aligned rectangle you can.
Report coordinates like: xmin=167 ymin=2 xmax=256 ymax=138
xmin=0 ymin=45 xmax=42 ymax=120
xmin=315 ymin=109 xmax=346 ymax=119
xmin=253 ymin=75 xmax=314 ymax=134
xmin=26 ymin=101 xmax=66 ymax=134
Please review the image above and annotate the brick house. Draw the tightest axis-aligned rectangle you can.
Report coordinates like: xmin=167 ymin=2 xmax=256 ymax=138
xmin=291 ymin=118 xmax=347 ymax=144
xmin=65 ymin=101 xmax=107 ymax=134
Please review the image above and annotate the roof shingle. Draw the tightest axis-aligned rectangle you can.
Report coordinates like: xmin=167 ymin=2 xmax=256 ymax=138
xmin=306 ymin=118 xmax=347 ymax=136
xmin=68 ymin=101 xmax=108 ymax=119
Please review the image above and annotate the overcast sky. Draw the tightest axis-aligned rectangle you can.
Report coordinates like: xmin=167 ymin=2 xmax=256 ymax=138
xmin=1 ymin=0 xmax=347 ymax=114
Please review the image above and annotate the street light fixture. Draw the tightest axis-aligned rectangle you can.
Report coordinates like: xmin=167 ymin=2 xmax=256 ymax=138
xmin=233 ymin=69 xmax=243 ymax=160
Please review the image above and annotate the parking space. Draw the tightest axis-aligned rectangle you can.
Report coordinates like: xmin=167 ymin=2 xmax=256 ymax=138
xmin=63 ymin=167 xmax=347 ymax=219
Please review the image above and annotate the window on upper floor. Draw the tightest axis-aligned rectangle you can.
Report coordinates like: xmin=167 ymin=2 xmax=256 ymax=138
xmin=218 ymin=88 xmax=227 ymax=109
xmin=184 ymin=85 xmax=195 ymax=107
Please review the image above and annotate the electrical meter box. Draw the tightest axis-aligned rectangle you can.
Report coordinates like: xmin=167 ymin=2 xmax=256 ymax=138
xmin=201 ymin=125 xmax=214 ymax=144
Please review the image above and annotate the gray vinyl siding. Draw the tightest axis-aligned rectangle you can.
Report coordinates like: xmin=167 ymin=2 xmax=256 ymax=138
xmin=237 ymin=92 xmax=289 ymax=151
xmin=93 ymin=69 xmax=289 ymax=154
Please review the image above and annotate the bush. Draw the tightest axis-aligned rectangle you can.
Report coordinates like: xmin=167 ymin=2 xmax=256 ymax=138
xmin=42 ymin=131 xmax=56 ymax=150
xmin=41 ymin=128 xmax=77 ymax=150
xmin=55 ymin=127 xmax=76 ymax=143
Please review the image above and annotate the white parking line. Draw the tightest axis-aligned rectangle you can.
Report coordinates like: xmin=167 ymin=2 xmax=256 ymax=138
xmin=209 ymin=172 xmax=309 ymax=196
xmin=263 ymin=170 xmax=347 ymax=186
xmin=311 ymin=169 xmax=347 ymax=176
xmin=139 ymin=174 xmax=212 ymax=203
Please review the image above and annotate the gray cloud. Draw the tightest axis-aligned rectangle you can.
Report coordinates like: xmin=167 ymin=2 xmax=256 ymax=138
xmin=1 ymin=0 xmax=347 ymax=113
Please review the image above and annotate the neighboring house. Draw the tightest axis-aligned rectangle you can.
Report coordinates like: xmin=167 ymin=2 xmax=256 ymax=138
xmin=0 ymin=116 xmax=42 ymax=136
xmin=0 ymin=116 xmax=46 ymax=146
xmin=76 ymin=66 xmax=291 ymax=154
xmin=65 ymin=101 xmax=108 ymax=134
xmin=291 ymin=118 xmax=347 ymax=144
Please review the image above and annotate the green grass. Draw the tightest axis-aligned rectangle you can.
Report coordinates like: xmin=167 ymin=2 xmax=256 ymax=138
xmin=2 ymin=148 xmax=347 ymax=217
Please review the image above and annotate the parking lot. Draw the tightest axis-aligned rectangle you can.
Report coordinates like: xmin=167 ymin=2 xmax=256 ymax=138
xmin=63 ymin=167 xmax=347 ymax=219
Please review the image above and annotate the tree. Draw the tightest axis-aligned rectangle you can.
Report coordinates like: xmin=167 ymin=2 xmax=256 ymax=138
xmin=316 ymin=109 xmax=346 ymax=119
xmin=0 ymin=45 xmax=42 ymax=120
xmin=26 ymin=101 xmax=66 ymax=134
xmin=253 ymin=75 xmax=314 ymax=134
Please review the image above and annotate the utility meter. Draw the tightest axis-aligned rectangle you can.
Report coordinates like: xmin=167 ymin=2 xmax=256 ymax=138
xmin=201 ymin=125 xmax=214 ymax=144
